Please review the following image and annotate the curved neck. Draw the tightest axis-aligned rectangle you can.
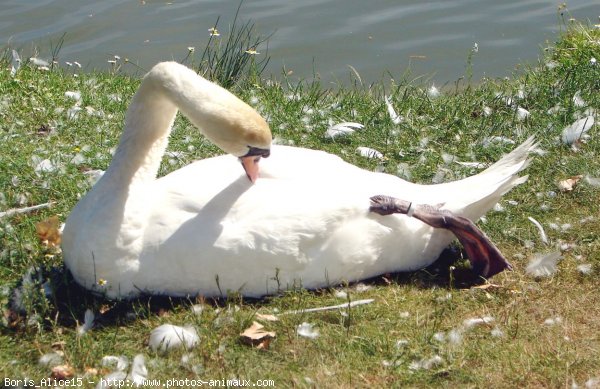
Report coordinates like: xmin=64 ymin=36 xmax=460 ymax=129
xmin=104 ymin=81 xmax=178 ymax=189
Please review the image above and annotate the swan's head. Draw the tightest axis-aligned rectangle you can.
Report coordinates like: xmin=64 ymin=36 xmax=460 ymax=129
xmin=144 ymin=62 xmax=272 ymax=182
xmin=194 ymin=82 xmax=272 ymax=183
xmin=213 ymin=104 xmax=271 ymax=183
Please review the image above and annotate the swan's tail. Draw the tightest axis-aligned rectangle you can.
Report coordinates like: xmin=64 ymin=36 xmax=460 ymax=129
xmin=438 ymin=135 xmax=537 ymax=220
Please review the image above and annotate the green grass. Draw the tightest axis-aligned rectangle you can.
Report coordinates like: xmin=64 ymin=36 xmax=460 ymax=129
xmin=1 ymin=22 xmax=600 ymax=388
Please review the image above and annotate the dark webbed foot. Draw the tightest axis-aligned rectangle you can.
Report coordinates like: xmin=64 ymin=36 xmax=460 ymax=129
xmin=369 ymin=195 xmax=511 ymax=278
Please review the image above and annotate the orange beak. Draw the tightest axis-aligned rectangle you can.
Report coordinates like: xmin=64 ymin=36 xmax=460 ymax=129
xmin=241 ymin=156 xmax=261 ymax=183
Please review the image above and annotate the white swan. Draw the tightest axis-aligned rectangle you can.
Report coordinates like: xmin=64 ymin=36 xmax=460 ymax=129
xmin=62 ymin=62 xmax=534 ymax=299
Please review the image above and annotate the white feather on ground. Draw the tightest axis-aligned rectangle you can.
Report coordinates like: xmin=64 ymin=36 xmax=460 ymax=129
xmin=356 ymin=146 xmax=384 ymax=159
xmin=101 ymin=355 xmax=129 ymax=371
xmin=324 ymin=122 xmax=364 ymax=138
xmin=409 ymin=355 xmax=443 ymax=370
xmin=297 ymin=322 xmax=319 ymax=339
xmin=527 ymin=216 xmax=549 ymax=245
xmin=384 ymin=96 xmax=403 ymax=124
xmin=562 ymin=116 xmax=594 ymax=145
xmin=148 ymin=324 xmax=200 ymax=352
xmin=38 ymin=352 xmax=63 ymax=367
xmin=11 ymin=49 xmax=21 ymax=77
xmin=77 ymin=309 xmax=95 ymax=336
xmin=526 ymin=252 xmax=562 ymax=277
xmin=129 ymin=354 xmax=148 ymax=386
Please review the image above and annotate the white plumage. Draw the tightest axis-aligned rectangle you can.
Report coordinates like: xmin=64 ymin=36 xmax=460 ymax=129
xmin=62 ymin=62 xmax=535 ymax=299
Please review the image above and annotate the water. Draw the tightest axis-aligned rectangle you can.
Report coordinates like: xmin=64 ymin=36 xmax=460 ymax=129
xmin=1 ymin=1 xmax=597 ymax=84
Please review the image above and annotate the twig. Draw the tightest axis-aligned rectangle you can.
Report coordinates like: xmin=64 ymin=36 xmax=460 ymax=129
xmin=0 ymin=202 xmax=55 ymax=218
xmin=281 ymin=299 xmax=374 ymax=315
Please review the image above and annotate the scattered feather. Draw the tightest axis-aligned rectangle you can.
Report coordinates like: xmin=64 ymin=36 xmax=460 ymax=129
xmin=77 ymin=309 xmax=95 ymax=336
xmin=148 ymin=324 xmax=199 ymax=352
xmin=464 ymin=316 xmax=494 ymax=329
xmin=409 ymin=355 xmax=443 ymax=370
xmin=38 ymin=352 xmax=63 ymax=367
xmin=334 ymin=290 xmax=348 ymax=299
xmin=190 ymin=304 xmax=204 ymax=315
xmin=325 ymin=122 xmax=363 ymax=138
xmin=577 ymin=263 xmax=593 ymax=275
xmin=526 ymin=252 xmax=562 ymax=277
xmin=297 ymin=322 xmax=319 ymax=339
xmin=395 ymin=339 xmax=409 ymax=348
xmin=455 ymin=161 xmax=490 ymax=169
xmin=433 ymin=332 xmax=445 ymax=342
xmin=129 ymin=354 xmax=148 ymax=386
xmin=101 ymin=355 xmax=129 ymax=371
xmin=585 ymin=378 xmax=600 ymax=388
xmin=516 ymin=107 xmax=530 ymax=121
xmin=384 ymin=96 xmax=403 ymax=124
xmin=32 ymin=156 xmax=58 ymax=174
xmin=83 ymin=169 xmax=105 ymax=185
xmin=584 ymin=175 xmax=600 ymax=187
xmin=482 ymin=136 xmax=515 ymax=147
xmin=527 ymin=217 xmax=549 ymax=245
xmin=11 ymin=50 xmax=21 ymax=76
xmin=573 ymin=91 xmax=586 ymax=108
xmin=441 ymin=153 xmax=457 ymax=164
xmin=558 ymin=175 xmax=583 ymax=192
xmin=491 ymin=327 xmax=505 ymax=337
xmin=562 ymin=116 xmax=594 ymax=145
xmin=240 ymin=321 xmax=276 ymax=349
xmin=65 ymin=91 xmax=82 ymax=101
xmin=356 ymin=146 xmax=384 ymax=160
xmin=543 ymin=316 xmax=563 ymax=326
xmin=447 ymin=328 xmax=463 ymax=345
xmin=30 ymin=57 xmax=50 ymax=67
xmin=427 ymin=84 xmax=440 ymax=98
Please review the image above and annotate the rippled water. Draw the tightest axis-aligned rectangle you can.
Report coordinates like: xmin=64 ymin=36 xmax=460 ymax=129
xmin=1 ymin=1 xmax=597 ymax=83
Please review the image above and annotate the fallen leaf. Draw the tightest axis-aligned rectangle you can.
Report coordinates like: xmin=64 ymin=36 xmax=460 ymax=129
xmin=558 ymin=175 xmax=583 ymax=192
xmin=240 ymin=321 xmax=276 ymax=348
xmin=36 ymin=215 xmax=61 ymax=247
xmin=255 ymin=313 xmax=279 ymax=322
xmin=51 ymin=364 xmax=75 ymax=379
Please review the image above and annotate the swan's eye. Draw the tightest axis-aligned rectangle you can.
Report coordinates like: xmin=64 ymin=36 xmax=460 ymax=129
xmin=243 ymin=146 xmax=270 ymax=159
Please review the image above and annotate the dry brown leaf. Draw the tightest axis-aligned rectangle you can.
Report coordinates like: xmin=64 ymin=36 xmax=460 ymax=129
xmin=240 ymin=321 xmax=276 ymax=349
xmin=51 ymin=364 xmax=75 ymax=379
xmin=558 ymin=175 xmax=583 ymax=192
xmin=84 ymin=367 xmax=98 ymax=376
xmin=99 ymin=304 xmax=112 ymax=315
xmin=36 ymin=215 xmax=62 ymax=247
xmin=255 ymin=313 xmax=279 ymax=322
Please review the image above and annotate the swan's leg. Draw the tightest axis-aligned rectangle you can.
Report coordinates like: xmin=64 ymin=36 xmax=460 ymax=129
xmin=369 ymin=195 xmax=511 ymax=278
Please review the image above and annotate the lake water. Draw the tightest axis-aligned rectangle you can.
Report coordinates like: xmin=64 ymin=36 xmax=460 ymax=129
xmin=1 ymin=1 xmax=598 ymax=84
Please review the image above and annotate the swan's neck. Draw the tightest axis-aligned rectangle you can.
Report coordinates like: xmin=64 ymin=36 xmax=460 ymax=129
xmin=104 ymin=81 xmax=177 ymax=189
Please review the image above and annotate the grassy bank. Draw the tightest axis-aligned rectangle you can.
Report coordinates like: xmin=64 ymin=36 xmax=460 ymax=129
xmin=1 ymin=23 xmax=599 ymax=388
